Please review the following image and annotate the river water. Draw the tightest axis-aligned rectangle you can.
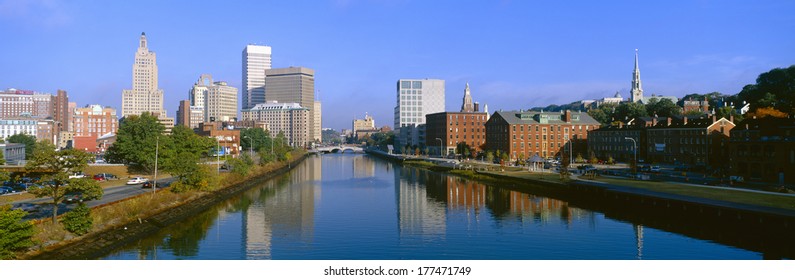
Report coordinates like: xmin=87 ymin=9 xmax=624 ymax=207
xmin=102 ymin=154 xmax=764 ymax=260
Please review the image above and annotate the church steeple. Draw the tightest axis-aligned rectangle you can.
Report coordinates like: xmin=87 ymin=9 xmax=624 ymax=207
xmin=630 ymin=49 xmax=644 ymax=103
xmin=461 ymin=82 xmax=474 ymax=112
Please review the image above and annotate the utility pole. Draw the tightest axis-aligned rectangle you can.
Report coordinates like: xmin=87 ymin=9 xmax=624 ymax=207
xmin=153 ymin=136 xmax=158 ymax=196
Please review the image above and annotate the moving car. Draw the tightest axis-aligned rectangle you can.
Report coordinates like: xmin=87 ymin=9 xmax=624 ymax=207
xmin=64 ymin=192 xmax=84 ymax=203
xmin=93 ymin=173 xmax=118 ymax=181
xmin=15 ymin=203 xmax=41 ymax=212
xmin=126 ymin=177 xmax=149 ymax=185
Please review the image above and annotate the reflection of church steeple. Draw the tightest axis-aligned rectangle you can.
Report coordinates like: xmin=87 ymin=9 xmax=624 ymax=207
xmin=634 ymin=223 xmax=644 ymax=260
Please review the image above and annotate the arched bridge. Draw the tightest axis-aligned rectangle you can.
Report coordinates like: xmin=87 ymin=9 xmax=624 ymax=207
xmin=312 ymin=145 xmax=364 ymax=154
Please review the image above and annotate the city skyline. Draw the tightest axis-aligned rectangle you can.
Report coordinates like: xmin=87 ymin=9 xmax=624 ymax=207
xmin=2 ymin=1 xmax=794 ymax=130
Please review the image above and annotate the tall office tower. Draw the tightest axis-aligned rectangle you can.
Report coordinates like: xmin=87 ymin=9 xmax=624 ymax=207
xmin=67 ymin=102 xmax=76 ymax=131
xmin=242 ymin=44 xmax=272 ymax=110
xmin=630 ymin=49 xmax=644 ymax=103
xmin=313 ymin=101 xmax=322 ymax=143
xmin=263 ymin=67 xmax=317 ymax=144
xmin=460 ymin=82 xmax=474 ymax=113
xmin=53 ymin=89 xmax=69 ymax=133
xmin=393 ymin=79 xmax=445 ymax=148
xmin=190 ymin=74 xmax=238 ymax=122
xmin=121 ymin=32 xmax=172 ymax=127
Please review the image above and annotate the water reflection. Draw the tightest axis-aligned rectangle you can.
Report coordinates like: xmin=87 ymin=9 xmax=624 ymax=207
xmin=104 ymin=154 xmax=773 ymax=260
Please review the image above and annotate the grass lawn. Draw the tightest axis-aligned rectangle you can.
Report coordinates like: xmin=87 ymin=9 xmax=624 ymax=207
xmin=587 ymin=177 xmax=795 ymax=211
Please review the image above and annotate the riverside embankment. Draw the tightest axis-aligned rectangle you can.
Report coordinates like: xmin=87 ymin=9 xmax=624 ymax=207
xmin=367 ymin=150 xmax=795 ymax=259
xmin=25 ymin=153 xmax=309 ymax=260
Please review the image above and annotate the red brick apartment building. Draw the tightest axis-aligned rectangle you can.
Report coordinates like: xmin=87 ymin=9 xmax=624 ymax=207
xmin=485 ymin=110 xmax=600 ymax=161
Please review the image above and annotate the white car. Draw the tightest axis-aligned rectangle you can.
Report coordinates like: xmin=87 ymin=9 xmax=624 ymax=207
xmin=126 ymin=177 xmax=149 ymax=185
xmin=69 ymin=172 xmax=86 ymax=179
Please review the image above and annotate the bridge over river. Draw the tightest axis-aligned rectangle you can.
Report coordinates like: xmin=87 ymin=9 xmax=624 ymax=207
xmin=311 ymin=145 xmax=364 ymax=154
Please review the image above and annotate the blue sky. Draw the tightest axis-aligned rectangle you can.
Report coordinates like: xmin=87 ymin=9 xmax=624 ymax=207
xmin=1 ymin=0 xmax=793 ymax=130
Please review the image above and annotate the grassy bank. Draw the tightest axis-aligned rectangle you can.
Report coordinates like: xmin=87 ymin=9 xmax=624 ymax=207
xmin=18 ymin=151 xmax=306 ymax=259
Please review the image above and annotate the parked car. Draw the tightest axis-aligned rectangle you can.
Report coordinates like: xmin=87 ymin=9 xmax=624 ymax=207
xmin=69 ymin=172 xmax=86 ymax=179
xmin=0 ymin=186 xmax=14 ymax=194
xmin=729 ymin=176 xmax=744 ymax=183
xmin=14 ymin=203 xmax=41 ymax=212
xmin=94 ymin=173 xmax=118 ymax=181
xmin=126 ymin=177 xmax=149 ymax=185
xmin=4 ymin=181 xmax=27 ymax=192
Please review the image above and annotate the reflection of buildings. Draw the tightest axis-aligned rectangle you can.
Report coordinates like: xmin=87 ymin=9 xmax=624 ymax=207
xmin=634 ymin=224 xmax=644 ymax=260
xmin=243 ymin=157 xmax=319 ymax=259
xmin=395 ymin=167 xmax=447 ymax=237
xmin=352 ymin=155 xmax=375 ymax=178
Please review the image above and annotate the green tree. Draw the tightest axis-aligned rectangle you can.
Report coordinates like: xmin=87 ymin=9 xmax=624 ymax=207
xmin=228 ymin=153 xmax=254 ymax=177
xmin=61 ymin=202 xmax=93 ymax=235
xmin=106 ymin=112 xmax=165 ymax=174
xmin=455 ymin=142 xmax=472 ymax=157
xmin=587 ymin=103 xmax=618 ymax=125
xmin=0 ymin=205 xmax=34 ymax=259
xmin=615 ymin=102 xmax=648 ymax=121
xmin=7 ymin=133 xmax=36 ymax=159
xmin=241 ymin=127 xmax=272 ymax=153
xmin=485 ymin=151 xmax=494 ymax=163
xmin=645 ymin=98 xmax=681 ymax=117
xmin=26 ymin=141 xmax=103 ymax=224
xmin=715 ymin=106 xmax=744 ymax=123
xmin=737 ymin=65 xmax=795 ymax=115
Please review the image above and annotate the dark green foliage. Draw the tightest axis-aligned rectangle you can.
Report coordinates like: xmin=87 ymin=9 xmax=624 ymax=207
xmin=614 ymin=102 xmax=648 ymax=121
xmin=240 ymin=127 xmax=272 ymax=153
xmin=105 ymin=112 xmax=165 ymax=173
xmin=228 ymin=153 xmax=254 ymax=176
xmin=645 ymin=98 xmax=682 ymax=117
xmin=737 ymin=65 xmax=795 ymax=115
xmin=7 ymin=133 xmax=36 ymax=159
xmin=61 ymin=203 xmax=93 ymax=236
xmin=0 ymin=205 xmax=35 ymax=259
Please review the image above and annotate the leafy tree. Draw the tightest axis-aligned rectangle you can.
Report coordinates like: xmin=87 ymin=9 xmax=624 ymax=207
xmin=227 ymin=153 xmax=254 ymax=177
xmin=737 ymin=65 xmax=795 ymax=115
xmin=455 ymin=142 xmax=472 ymax=157
xmin=645 ymin=98 xmax=681 ymax=117
xmin=614 ymin=102 xmax=648 ymax=121
xmin=746 ymin=107 xmax=788 ymax=119
xmin=171 ymin=164 xmax=220 ymax=193
xmin=61 ymin=202 xmax=93 ymax=235
xmin=106 ymin=112 xmax=165 ymax=174
xmin=241 ymin=128 xmax=272 ymax=153
xmin=26 ymin=141 xmax=103 ymax=224
xmin=7 ymin=133 xmax=36 ymax=159
xmin=0 ymin=205 xmax=34 ymax=259
xmin=587 ymin=103 xmax=618 ymax=125
xmin=485 ymin=151 xmax=494 ymax=163
xmin=283 ymin=151 xmax=292 ymax=163
xmin=715 ymin=106 xmax=744 ymax=123
xmin=575 ymin=153 xmax=584 ymax=163
xmin=0 ymin=149 xmax=5 ymax=165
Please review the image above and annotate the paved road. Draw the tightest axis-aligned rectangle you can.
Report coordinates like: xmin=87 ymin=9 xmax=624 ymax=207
xmin=7 ymin=177 xmax=176 ymax=221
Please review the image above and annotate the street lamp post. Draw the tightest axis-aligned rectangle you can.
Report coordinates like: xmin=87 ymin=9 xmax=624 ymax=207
xmin=153 ymin=136 xmax=159 ymax=196
xmin=244 ymin=135 xmax=253 ymax=158
xmin=436 ymin=138 xmax=443 ymax=158
xmin=216 ymin=137 xmax=221 ymax=174
xmin=625 ymin=137 xmax=637 ymax=174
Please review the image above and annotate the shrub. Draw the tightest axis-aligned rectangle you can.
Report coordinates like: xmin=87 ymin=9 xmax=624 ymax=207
xmin=61 ymin=203 xmax=93 ymax=236
xmin=0 ymin=206 xmax=35 ymax=259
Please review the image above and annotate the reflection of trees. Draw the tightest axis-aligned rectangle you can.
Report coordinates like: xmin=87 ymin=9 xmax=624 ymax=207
xmin=124 ymin=206 xmax=221 ymax=259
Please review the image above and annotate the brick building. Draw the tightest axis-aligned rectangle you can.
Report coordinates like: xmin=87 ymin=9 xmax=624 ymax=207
xmin=197 ymin=122 xmax=241 ymax=157
xmin=729 ymin=117 xmax=795 ymax=184
xmin=645 ymin=115 xmax=734 ymax=168
xmin=425 ymin=112 xmax=488 ymax=156
xmin=485 ymin=110 xmax=600 ymax=161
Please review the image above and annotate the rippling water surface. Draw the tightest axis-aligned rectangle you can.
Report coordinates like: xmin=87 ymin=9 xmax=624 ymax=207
xmin=103 ymin=154 xmax=761 ymax=260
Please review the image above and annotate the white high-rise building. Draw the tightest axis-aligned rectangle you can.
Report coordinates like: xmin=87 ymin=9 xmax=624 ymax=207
xmin=121 ymin=32 xmax=168 ymax=119
xmin=393 ymin=79 xmax=445 ymax=149
xmin=313 ymin=101 xmax=322 ymax=143
xmin=242 ymin=45 xmax=272 ymax=110
xmin=190 ymin=74 xmax=238 ymax=122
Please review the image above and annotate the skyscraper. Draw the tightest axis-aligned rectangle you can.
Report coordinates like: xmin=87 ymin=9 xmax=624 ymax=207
xmin=263 ymin=67 xmax=318 ymax=144
xmin=461 ymin=82 xmax=474 ymax=113
xmin=242 ymin=45 xmax=272 ymax=110
xmin=121 ymin=32 xmax=172 ymax=130
xmin=630 ymin=49 xmax=644 ymax=103
xmin=190 ymin=74 xmax=238 ymax=122
xmin=393 ymin=79 xmax=445 ymax=149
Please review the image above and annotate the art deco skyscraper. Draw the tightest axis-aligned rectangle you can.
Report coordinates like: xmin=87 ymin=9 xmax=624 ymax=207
xmin=242 ymin=44 xmax=272 ymax=110
xmin=121 ymin=32 xmax=170 ymax=121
